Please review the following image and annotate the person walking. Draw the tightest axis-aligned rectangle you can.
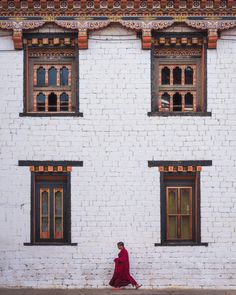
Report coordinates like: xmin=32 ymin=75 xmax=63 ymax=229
xmin=109 ymin=242 xmax=142 ymax=289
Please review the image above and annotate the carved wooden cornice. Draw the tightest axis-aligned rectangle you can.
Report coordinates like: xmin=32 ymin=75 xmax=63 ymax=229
xmin=0 ymin=0 xmax=236 ymax=16
xmin=186 ymin=19 xmax=236 ymax=48
xmin=0 ymin=20 xmax=45 ymax=49
xmin=55 ymin=20 xmax=111 ymax=48
xmin=1 ymin=16 xmax=236 ymax=49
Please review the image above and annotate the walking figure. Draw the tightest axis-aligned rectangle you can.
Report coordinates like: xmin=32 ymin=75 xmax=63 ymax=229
xmin=109 ymin=242 xmax=142 ymax=289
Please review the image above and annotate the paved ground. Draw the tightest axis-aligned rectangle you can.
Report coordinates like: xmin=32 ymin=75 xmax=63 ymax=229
xmin=0 ymin=289 xmax=236 ymax=295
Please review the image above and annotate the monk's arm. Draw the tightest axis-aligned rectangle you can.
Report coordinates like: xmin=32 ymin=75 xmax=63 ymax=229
xmin=115 ymin=251 xmax=127 ymax=263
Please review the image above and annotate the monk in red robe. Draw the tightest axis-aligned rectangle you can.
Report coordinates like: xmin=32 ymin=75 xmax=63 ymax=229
xmin=109 ymin=242 xmax=141 ymax=289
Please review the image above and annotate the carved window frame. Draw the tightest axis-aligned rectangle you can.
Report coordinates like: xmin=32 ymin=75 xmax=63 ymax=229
xmin=25 ymin=171 xmax=73 ymax=245
xmin=21 ymin=33 xmax=82 ymax=117
xmin=150 ymin=33 xmax=211 ymax=117
xmin=160 ymin=173 xmax=200 ymax=245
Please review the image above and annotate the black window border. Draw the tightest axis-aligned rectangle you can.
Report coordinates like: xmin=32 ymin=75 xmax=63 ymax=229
xmin=148 ymin=160 xmax=211 ymax=247
xmin=160 ymin=172 xmax=202 ymax=246
xmin=20 ymin=32 xmax=83 ymax=117
xmin=19 ymin=160 xmax=83 ymax=246
xmin=30 ymin=171 xmax=72 ymax=245
xmin=150 ymin=32 xmax=211 ymax=117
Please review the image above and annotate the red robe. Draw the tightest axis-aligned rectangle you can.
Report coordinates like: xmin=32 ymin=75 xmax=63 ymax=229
xmin=109 ymin=248 xmax=137 ymax=288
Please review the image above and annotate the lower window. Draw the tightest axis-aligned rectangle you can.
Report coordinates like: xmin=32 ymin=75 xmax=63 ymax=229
xmin=32 ymin=173 xmax=71 ymax=244
xmin=161 ymin=172 xmax=200 ymax=244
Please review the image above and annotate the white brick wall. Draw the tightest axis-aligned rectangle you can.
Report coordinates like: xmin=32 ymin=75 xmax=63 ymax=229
xmin=0 ymin=26 xmax=235 ymax=289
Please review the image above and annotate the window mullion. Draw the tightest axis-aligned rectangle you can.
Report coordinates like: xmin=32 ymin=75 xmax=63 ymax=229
xmin=177 ymin=188 xmax=181 ymax=239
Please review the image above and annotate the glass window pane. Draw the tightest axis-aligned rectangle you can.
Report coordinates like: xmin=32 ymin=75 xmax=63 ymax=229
xmin=55 ymin=217 xmax=63 ymax=233
xmin=173 ymin=67 xmax=182 ymax=84
xmin=161 ymin=67 xmax=170 ymax=85
xmin=185 ymin=66 xmax=193 ymax=84
xmin=37 ymin=93 xmax=46 ymax=112
xmin=181 ymin=216 xmax=191 ymax=239
xmin=161 ymin=92 xmax=170 ymax=111
xmin=54 ymin=189 xmax=63 ymax=239
xmin=42 ymin=217 xmax=49 ymax=232
xmin=185 ymin=93 xmax=193 ymax=111
xmin=48 ymin=67 xmax=57 ymax=86
xmin=60 ymin=67 xmax=69 ymax=86
xmin=180 ymin=188 xmax=191 ymax=214
xmin=60 ymin=93 xmax=69 ymax=111
xmin=48 ymin=92 xmax=57 ymax=112
xmin=40 ymin=189 xmax=49 ymax=238
xmin=42 ymin=190 xmax=49 ymax=216
xmin=168 ymin=188 xmax=178 ymax=214
xmin=37 ymin=67 xmax=45 ymax=86
xmin=168 ymin=216 xmax=177 ymax=239
xmin=173 ymin=92 xmax=182 ymax=112
xmin=55 ymin=190 xmax=62 ymax=216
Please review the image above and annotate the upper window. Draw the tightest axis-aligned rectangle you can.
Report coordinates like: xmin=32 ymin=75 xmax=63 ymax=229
xmin=24 ymin=34 xmax=78 ymax=114
xmin=151 ymin=33 xmax=207 ymax=114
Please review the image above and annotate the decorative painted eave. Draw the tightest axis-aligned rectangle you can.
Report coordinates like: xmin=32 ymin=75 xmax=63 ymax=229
xmin=1 ymin=1 xmax=236 ymax=50
xmin=1 ymin=0 xmax=236 ymax=13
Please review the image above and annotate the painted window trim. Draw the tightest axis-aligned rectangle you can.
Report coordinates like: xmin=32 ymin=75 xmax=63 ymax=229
xmin=19 ymin=160 xmax=83 ymax=245
xmin=30 ymin=172 xmax=72 ymax=244
xmin=160 ymin=172 xmax=201 ymax=245
xmin=147 ymin=111 xmax=211 ymax=117
xmin=150 ymin=32 xmax=208 ymax=115
xmin=19 ymin=112 xmax=83 ymax=117
xmin=23 ymin=33 xmax=80 ymax=115
xmin=148 ymin=160 xmax=212 ymax=246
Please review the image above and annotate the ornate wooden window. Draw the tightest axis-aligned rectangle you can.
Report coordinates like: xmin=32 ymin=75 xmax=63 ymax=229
xmin=30 ymin=169 xmax=71 ymax=244
xmin=24 ymin=34 xmax=79 ymax=115
xmin=161 ymin=171 xmax=201 ymax=245
xmin=151 ymin=34 xmax=207 ymax=114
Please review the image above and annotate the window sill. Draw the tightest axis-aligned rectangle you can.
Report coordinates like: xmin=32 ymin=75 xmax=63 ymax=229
xmin=148 ymin=112 xmax=212 ymax=117
xmin=24 ymin=242 xmax=78 ymax=246
xmin=154 ymin=242 xmax=208 ymax=247
xmin=19 ymin=112 xmax=83 ymax=117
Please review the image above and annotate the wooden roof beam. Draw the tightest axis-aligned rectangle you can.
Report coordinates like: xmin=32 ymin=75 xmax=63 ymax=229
xmin=40 ymin=0 xmax=47 ymax=9
xmin=134 ymin=0 xmax=141 ymax=8
xmin=147 ymin=0 xmax=154 ymax=8
xmin=200 ymin=0 xmax=206 ymax=8
xmin=187 ymin=0 xmax=193 ymax=8
xmin=174 ymin=0 xmax=180 ymax=8
xmin=214 ymin=0 xmax=220 ymax=7
xmin=67 ymin=0 xmax=74 ymax=9
xmin=81 ymin=0 xmax=87 ymax=9
xmin=94 ymin=0 xmax=101 ymax=8
xmin=14 ymin=0 xmax=21 ymax=8
xmin=121 ymin=0 xmax=127 ymax=8
xmin=160 ymin=0 xmax=167 ymax=9
xmin=1 ymin=0 xmax=8 ymax=9
xmin=108 ymin=0 xmax=114 ymax=8
xmin=227 ymin=0 xmax=233 ymax=7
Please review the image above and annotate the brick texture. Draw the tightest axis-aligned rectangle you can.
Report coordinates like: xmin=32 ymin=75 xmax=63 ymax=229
xmin=0 ymin=27 xmax=235 ymax=289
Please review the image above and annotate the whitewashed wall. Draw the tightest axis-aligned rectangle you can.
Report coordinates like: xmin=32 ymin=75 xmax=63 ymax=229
xmin=0 ymin=26 xmax=235 ymax=289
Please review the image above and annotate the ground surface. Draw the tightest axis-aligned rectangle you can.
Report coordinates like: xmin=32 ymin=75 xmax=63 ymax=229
xmin=0 ymin=289 xmax=236 ymax=295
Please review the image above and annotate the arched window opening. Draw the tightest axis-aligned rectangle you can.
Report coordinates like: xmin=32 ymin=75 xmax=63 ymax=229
xmin=185 ymin=66 xmax=193 ymax=85
xmin=48 ymin=92 xmax=57 ymax=112
xmin=161 ymin=92 xmax=170 ymax=111
xmin=48 ymin=67 xmax=57 ymax=86
xmin=173 ymin=67 xmax=182 ymax=85
xmin=185 ymin=92 xmax=194 ymax=111
xmin=60 ymin=93 xmax=69 ymax=111
xmin=60 ymin=67 xmax=69 ymax=86
xmin=37 ymin=67 xmax=46 ymax=87
xmin=37 ymin=93 xmax=46 ymax=112
xmin=173 ymin=92 xmax=182 ymax=112
xmin=161 ymin=67 xmax=170 ymax=85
